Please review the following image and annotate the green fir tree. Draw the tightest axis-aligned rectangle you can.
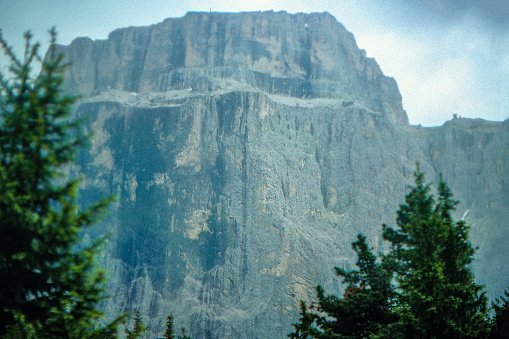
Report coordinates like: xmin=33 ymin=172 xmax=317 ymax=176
xmin=0 ymin=29 xmax=123 ymax=337
xmin=288 ymin=301 xmax=321 ymax=339
xmin=489 ymin=289 xmax=509 ymax=339
xmin=290 ymin=166 xmax=491 ymax=339
xmin=163 ymin=315 xmax=175 ymax=338
xmin=161 ymin=314 xmax=192 ymax=339
xmin=125 ymin=311 xmax=147 ymax=339
xmin=289 ymin=235 xmax=396 ymax=339
xmin=179 ymin=327 xmax=192 ymax=339
xmin=383 ymin=169 xmax=489 ymax=338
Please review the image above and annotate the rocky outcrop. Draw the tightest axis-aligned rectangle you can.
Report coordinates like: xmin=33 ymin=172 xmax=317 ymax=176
xmin=55 ymin=11 xmax=509 ymax=338
xmin=57 ymin=11 xmax=407 ymax=126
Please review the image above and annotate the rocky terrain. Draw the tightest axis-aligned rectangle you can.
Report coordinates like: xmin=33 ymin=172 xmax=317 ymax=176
xmin=54 ymin=11 xmax=509 ymax=338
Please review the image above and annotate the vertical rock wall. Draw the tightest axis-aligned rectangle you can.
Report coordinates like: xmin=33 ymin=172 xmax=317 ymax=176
xmin=55 ymin=11 xmax=509 ymax=338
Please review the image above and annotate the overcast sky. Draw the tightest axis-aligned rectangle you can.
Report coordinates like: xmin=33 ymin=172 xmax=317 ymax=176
xmin=1 ymin=0 xmax=508 ymax=126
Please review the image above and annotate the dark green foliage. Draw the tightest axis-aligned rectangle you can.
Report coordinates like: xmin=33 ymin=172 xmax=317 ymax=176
xmin=0 ymin=30 xmax=123 ymax=337
xmin=291 ymin=166 xmax=491 ymax=338
xmin=383 ymin=169 xmax=489 ymax=338
xmin=322 ymin=234 xmax=396 ymax=338
xmin=288 ymin=301 xmax=320 ymax=339
xmin=161 ymin=314 xmax=191 ymax=339
xmin=125 ymin=311 xmax=147 ymax=339
xmin=490 ymin=289 xmax=509 ymax=339
xmin=163 ymin=315 xmax=175 ymax=338
xmin=289 ymin=235 xmax=396 ymax=339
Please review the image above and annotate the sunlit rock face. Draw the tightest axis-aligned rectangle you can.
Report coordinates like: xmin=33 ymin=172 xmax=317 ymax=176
xmin=55 ymin=11 xmax=508 ymax=338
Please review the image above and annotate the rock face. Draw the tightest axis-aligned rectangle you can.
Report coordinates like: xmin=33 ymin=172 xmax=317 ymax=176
xmin=55 ymin=11 xmax=509 ymax=338
xmin=58 ymin=11 xmax=407 ymax=126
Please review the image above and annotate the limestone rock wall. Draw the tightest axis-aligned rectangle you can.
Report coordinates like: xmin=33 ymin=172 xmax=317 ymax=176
xmin=54 ymin=11 xmax=509 ymax=338
xmin=56 ymin=11 xmax=407 ymax=125
xmin=75 ymin=90 xmax=413 ymax=337
xmin=73 ymin=89 xmax=509 ymax=338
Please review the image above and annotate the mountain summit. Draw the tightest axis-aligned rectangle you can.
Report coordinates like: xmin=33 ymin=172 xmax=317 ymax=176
xmin=52 ymin=11 xmax=508 ymax=338
xmin=58 ymin=11 xmax=408 ymax=125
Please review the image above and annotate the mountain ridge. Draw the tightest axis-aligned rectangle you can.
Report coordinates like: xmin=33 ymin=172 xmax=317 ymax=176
xmin=56 ymin=10 xmax=408 ymax=126
xmin=51 ymin=11 xmax=509 ymax=338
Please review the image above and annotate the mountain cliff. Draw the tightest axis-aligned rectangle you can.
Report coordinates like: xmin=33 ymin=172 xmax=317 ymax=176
xmin=54 ymin=11 xmax=509 ymax=338
xmin=58 ymin=11 xmax=407 ymax=126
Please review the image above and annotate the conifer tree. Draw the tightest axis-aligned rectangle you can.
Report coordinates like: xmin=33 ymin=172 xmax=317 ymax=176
xmin=383 ymin=169 xmax=489 ymax=338
xmin=289 ymin=235 xmax=396 ymax=338
xmin=320 ymin=234 xmax=396 ymax=338
xmin=125 ymin=311 xmax=147 ymax=339
xmin=290 ymin=166 xmax=491 ymax=338
xmin=179 ymin=327 xmax=192 ymax=339
xmin=161 ymin=314 xmax=192 ymax=339
xmin=288 ymin=301 xmax=320 ymax=339
xmin=490 ymin=289 xmax=509 ymax=338
xmin=163 ymin=315 xmax=175 ymax=338
xmin=0 ymin=29 xmax=122 ymax=337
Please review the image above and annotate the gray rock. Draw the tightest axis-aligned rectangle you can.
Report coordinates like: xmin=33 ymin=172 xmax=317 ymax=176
xmin=56 ymin=11 xmax=407 ymax=126
xmin=54 ymin=11 xmax=509 ymax=338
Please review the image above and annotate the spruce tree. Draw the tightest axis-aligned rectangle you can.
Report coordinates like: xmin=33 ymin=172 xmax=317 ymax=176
xmin=289 ymin=235 xmax=396 ymax=338
xmin=383 ymin=169 xmax=489 ymax=338
xmin=490 ymin=289 xmax=509 ymax=338
xmin=125 ymin=311 xmax=147 ymax=339
xmin=179 ymin=327 xmax=192 ymax=339
xmin=161 ymin=314 xmax=192 ymax=339
xmin=0 ymin=29 xmax=122 ymax=337
xmin=288 ymin=301 xmax=320 ymax=339
xmin=163 ymin=315 xmax=175 ymax=338
xmin=290 ymin=166 xmax=491 ymax=338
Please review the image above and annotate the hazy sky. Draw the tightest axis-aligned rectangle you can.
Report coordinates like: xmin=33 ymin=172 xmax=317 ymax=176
xmin=1 ymin=0 xmax=508 ymax=126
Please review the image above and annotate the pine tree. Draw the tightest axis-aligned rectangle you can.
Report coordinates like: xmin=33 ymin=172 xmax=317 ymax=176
xmin=490 ymin=289 xmax=509 ymax=338
xmin=161 ymin=314 xmax=192 ymax=339
xmin=163 ymin=314 xmax=175 ymax=338
xmin=288 ymin=301 xmax=320 ymax=339
xmin=289 ymin=235 xmax=396 ymax=338
xmin=322 ymin=234 xmax=396 ymax=338
xmin=0 ymin=29 xmax=122 ymax=337
xmin=125 ymin=311 xmax=147 ymax=339
xmin=383 ymin=169 xmax=489 ymax=338
xmin=290 ymin=166 xmax=491 ymax=338
xmin=179 ymin=327 xmax=192 ymax=339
